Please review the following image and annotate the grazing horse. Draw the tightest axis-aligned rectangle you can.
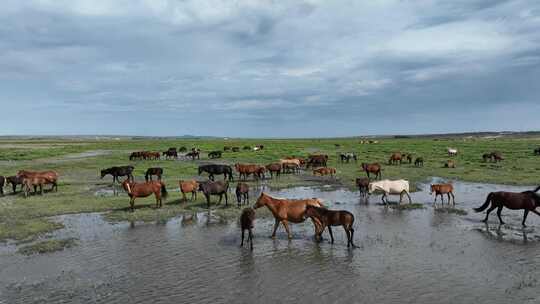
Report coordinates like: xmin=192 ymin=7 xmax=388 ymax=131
xmin=474 ymin=186 xmax=540 ymax=226
xmin=313 ymin=167 xmax=336 ymax=177
xmin=356 ymin=177 xmax=370 ymax=198
xmin=535 ymin=147 xmax=540 ymax=155
xmin=304 ymin=205 xmax=355 ymax=247
xmin=17 ymin=170 xmax=59 ymax=192
xmin=236 ymin=182 xmax=250 ymax=206
xmin=414 ymin=157 xmax=424 ymax=167
xmin=447 ymin=148 xmax=458 ymax=156
xmin=444 ymin=160 xmax=456 ymax=168
xmin=490 ymin=151 xmax=504 ymax=162
xmin=100 ymin=166 xmax=134 ymax=183
xmin=122 ymin=180 xmax=168 ymax=211
xmin=235 ymin=164 xmax=265 ymax=180
xmin=361 ymin=162 xmax=382 ymax=180
xmin=306 ymin=155 xmax=328 ymax=168
xmin=208 ymin=151 xmax=222 ymax=159
xmin=22 ymin=176 xmax=56 ymax=197
xmin=6 ymin=175 xmax=23 ymax=193
xmin=179 ymin=180 xmax=199 ymax=201
xmin=240 ymin=208 xmax=256 ymax=250
xmin=265 ymin=163 xmax=281 ymax=178
xmin=198 ymin=164 xmax=233 ymax=181
xmin=388 ymin=152 xmax=402 ymax=165
xmin=199 ymin=180 xmax=229 ymax=208
xmin=0 ymin=176 xmax=4 ymax=196
xmin=145 ymin=167 xmax=163 ymax=181
xmin=253 ymin=193 xmax=324 ymax=239
xmin=162 ymin=150 xmax=178 ymax=159
xmin=339 ymin=153 xmax=357 ymax=163
xmin=282 ymin=163 xmax=300 ymax=174
xmin=430 ymin=184 xmax=455 ymax=207
xmin=368 ymin=179 xmax=412 ymax=204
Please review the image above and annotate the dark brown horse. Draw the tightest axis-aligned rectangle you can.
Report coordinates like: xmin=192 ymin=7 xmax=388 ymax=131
xmin=6 ymin=175 xmax=24 ymax=193
xmin=254 ymin=193 xmax=324 ymax=239
xmin=240 ymin=207 xmax=256 ymax=250
xmin=306 ymin=154 xmax=328 ymax=168
xmin=122 ymin=180 xmax=168 ymax=211
xmin=236 ymin=182 xmax=249 ymax=207
xmin=474 ymin=186 xmax=540 ymax=226
xmin=199 ymin=180 xmax=229 ymax=208
xmin=430 ymin=183 xmax=455 ymax=206
xmin=235 ymin=164 xmax=265 ymax=180
xmin=265 ymin=163 xmax=281 ymax=178
xmin=361 ymin=162 xmax=382 ymax=180
xmin=145 ymin=167 xmax=163 ymax=181
xmin=356 ymin=177 xmax=370 ymax=198
xmin=304 ymin=205 xmax=355 ymax=247
xmin=414 ymin=157 xmax=424 ymax=167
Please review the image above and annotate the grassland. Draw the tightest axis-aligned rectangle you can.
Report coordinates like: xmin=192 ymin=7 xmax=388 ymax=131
xmin=0 ymin=135 xmax=539 ymax=245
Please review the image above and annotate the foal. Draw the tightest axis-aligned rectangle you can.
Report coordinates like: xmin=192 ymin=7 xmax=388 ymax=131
xmin=240 ymin=208 xmax=256 ymax=250
xmin=430 ymin=184 xmax=455 ymax=207
xmin=235 ymin=182 xmax=249 ymax=207
xmin=304 ymin=205 xmax=355 ymax=247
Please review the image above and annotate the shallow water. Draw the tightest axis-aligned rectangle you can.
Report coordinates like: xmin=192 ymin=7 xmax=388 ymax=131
xmin=2 ymin=179 xmax=540 ymax=303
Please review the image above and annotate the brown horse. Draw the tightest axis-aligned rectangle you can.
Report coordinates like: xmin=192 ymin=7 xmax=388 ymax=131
xmin=254 ymin=193 xmax=324 ymax=239
xmin=414 ymin=157 xmax=424 ymax=167
xmin=444 ymin=160 xmax=456 ymax=168
xmin=361 ymin=162 xmax=382 ymax=180
xmin=474 ymin=186 xmax=540 ymax=226
xmin=265 ymin=163 xmax=282 ymax=179
xmin=356 ymin=177 xmax=370 ymax=198
xmin=122 ymin=180 xmax=168 ymax=211
xmin=236 ymin=182 xmax=249 ymax=206
xmin=22 ymin=176 xmax=56 ymax=197
xmin=235 ymin=163 xmax=265 ymax=180
xmin=240 ymin=207 xmax=256 ymax=250
xmin=17 ymin=170 xmax=59 ymax=192
xmin=304 ymin=205 xmax=355 ymax=247
xmin=313 ymin=167 xmax=336 ymax=177
xmin=388 ymin=152 xmax=402 ymax=165
xmin=179 ymin=180 xmax=199 ymax=201
xmin=430 ymin=183 xmax=455 ymax=206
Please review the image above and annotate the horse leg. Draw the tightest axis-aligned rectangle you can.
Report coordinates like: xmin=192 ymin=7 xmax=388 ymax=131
xmin=483 ymin=204 xmax=497 ymax=222
xmin=249 ymin=229 xmax=253 ymax=251
xmin=349 ymin=227 xmax=355 ymax=247
xmin=271 ymin=219 xmax=280 ymax=239
xmin=246 ymin=192 xmax=249 ymax=205
xmin=241 ymin=229 xmax=245 ymax=247
xmin=522 ymin=210 xmax=530 ymax=227
xmin=433 ymin=194 xmax=438 ymax=207
xmin=282 ymin=220 xmax=292 ymax=240
xmin=205 ymin=194 xmax=211 ymax=208
xmin=182 ymin=192 xmax=186 ymax=202
xmin=130 ymin=198 xmax=135 ymax=212
xmin=450 ymin=192 xmax=455 ymax=206
xmin=496 ymin=206 xmax=505 ymax=225
xmin=447 ymin=193 xmax=452 ymax=206
xmin=328 ymin=226 xmax=334 ymax=244
xmin=406 ymin=191 xmax=412 ymax=204
xmin=224 ymin=192 xmax=228 ymax=207
xmin=218 ymin=194 xmax=223 ymax=204
xmin=381 ymin=193 xmax=387 ymax=204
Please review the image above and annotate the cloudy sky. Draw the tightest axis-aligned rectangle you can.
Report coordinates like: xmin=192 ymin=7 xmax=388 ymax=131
xmin=1 ymin=0 xmax=539 ymax=137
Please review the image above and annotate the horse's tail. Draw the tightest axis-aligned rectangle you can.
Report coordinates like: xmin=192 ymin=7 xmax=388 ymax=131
xmin=161 ymin=182 xmax=168 ymax=199
xmin=474 ymin=192 xmax=493 ymax=212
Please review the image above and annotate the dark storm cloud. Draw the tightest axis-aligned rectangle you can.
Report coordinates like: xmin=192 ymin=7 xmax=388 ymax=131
xmin=0 ymin=0 xmax=539 ymax=137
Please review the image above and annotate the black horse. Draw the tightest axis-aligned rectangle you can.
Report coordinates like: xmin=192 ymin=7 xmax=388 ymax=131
xmin=198 ymin=164 xmax=233 ymax=181
xmin=162 ymin=150 xmax=178 ymax=159
xmin=100 ymin=166 xmax=134 ymax=183
xmin=0 ymin=176 xmax=4 ymax=196
xmin=199 ymin=180 xmax=229 ymax=208
xmin=145 ymin=167 xmax=163 ymax=181
xmin=208 ymin=151 xmax=222 ymax=159
xmin=186 ymin=151 xmax=200 ymax=160
xmin=6 ymin=175 xmax=24 ymax=194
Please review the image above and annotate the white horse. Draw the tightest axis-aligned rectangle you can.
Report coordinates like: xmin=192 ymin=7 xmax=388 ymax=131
xmin=447 ymin=148 xmax=458 ymax=156
xmin=368 ymin=179 xmax=412 ymax=204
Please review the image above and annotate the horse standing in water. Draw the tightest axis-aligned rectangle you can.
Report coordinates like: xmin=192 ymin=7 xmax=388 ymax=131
xmin=430 ymin=184 xmax=455 ymax=207
xmin=240 ymin=208 xmax=256 ymax=250
xmin=474 ymin=186 xmax=540 ymax=226
xmin=356 ymin=177 xmax=370 ymax=198
xmin=236 ymin=182 xmax=250 ymax=206
xmin=122 ymin=180 xmax=168 ymax=211
xmin=254 ymin=193 xmax=324 ymax=239
xmin=304 ymin=205 xmax=356 ymax=247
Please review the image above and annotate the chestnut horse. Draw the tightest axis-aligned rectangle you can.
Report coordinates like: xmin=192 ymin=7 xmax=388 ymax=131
xmin=122 ymin=180 xmax=168 ymax=211
xmin=17 ymin=170 xmax=59 ymax=192
xmin=265 ymin=163 xmax=282 ymax=179
xmin=361 ymin=162 xmax=382 ymax=180
xmin=254 ymin=193 xmax=324 ymax=239
xmin=430 ymin=183 xmax=455 ymax=207
xmin=474 ymin=186 xmax=540 ymax=226
xmin=304 ymin=205 xmax=355 ymax=247
xmin=235 ymin=163 xmax=265 ymax=180
xmin=179 ymin=180 xmax=199 ymax=201
xmin=388 ymin=153 xmax=402 ymax=165
xmin=313 ymin=167 xmax=336 ymax=177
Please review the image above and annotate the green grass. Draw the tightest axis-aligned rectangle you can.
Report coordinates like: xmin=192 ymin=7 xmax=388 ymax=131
xmin=1 ymin=135 xmax=540 ymax=244
xmin=17 ymin=238 xmax=77 ymax=255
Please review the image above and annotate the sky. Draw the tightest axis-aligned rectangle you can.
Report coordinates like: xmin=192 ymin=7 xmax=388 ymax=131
xmin=1 ymin=0 xmax=539 ymax=137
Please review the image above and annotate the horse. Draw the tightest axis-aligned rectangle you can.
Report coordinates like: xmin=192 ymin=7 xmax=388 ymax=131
xmin=265 ymin=163 xmax=281 ymax=178
xmin=129 ymin=151 xmax=145 ymax=160
xmin=122 ymin=180 xmax=168 ymax=211
xmin=361 ymin=162 xmax=382 ymax=180
xmin=535 ymin=147 xmax=540 ymax=155
xmin=223 ymin=146 xmax=231 ymax=151
xmin=388 ymin=152 xmax=402 ymax=165
xmin=100 ymin=166 xmax=134 ymax=183
xmin=235 ymin=164 xmax=265 ymax=180
xmin=356 ymin=177 xmax=370 ymax=198
xmin=0 ymin=176 xmax=4 ymax=196
xmin=482 ymin=153 xmax=492 ymax=162
xmin=444 ymin=160 xmax=456 ymax=168
xmin=186 ymin=151 xmax=200 ymax=160
xmin=145 ymin=167 xmax=163 ymax=181
xmin=339 ymin=153 xmax=357 ymax=163
xmin=282 ymin=163 xmax=300 ymax=174
xmin=240 ymin=208 xmax=256 ymax=250
xmin=306 ymin=155 xmax=328 ymax=168
xmin=430 ymin=183 xmax=455 ymax=207
xmin=162 ymin=150 xmax=178 ymax=159
xmin=232 ymin=147 xmax=240 ymax=152
xmin=236 ymin=182 xmax=249 ymax=207
xmin=208 ymin=151 xmax=222 ymax=159
xmin=304 ymin=205 xmax=355 ymax=247
xmin=490 ymin=151 xmax=504 ymax=162
xmin=198 ymin=164 xmax=233 ymax=181
xmin=6 ymin=175 xmax=23 ymax=193
xmin=199 ymin=180 xmax=229 ymax=208
xmin=253 ymin=193 xmax=324 ymax=239
xmin=313 ymin=167 xmax=336 ymax=177
xmin=368 ymin=179 xmax=412 ymax=204
xmin=280 ymin=158 xmax=301 ymax=168
xmin=447 ymin=148 xmax=458 ymax=156
xmin=414 ymin=157 xmax=424 ymax=167
xmin=474 ymin=186 xmax=540 ymax=226
xmin=179 ymin=180 xmax=199 ymax=201
xmin=405 ymin=154 xmax=413 ymax=164
xmin=22 ymin=176 xmax=56 ymax=197
xmin=17 ymin=170 xmax=59 ymax=192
